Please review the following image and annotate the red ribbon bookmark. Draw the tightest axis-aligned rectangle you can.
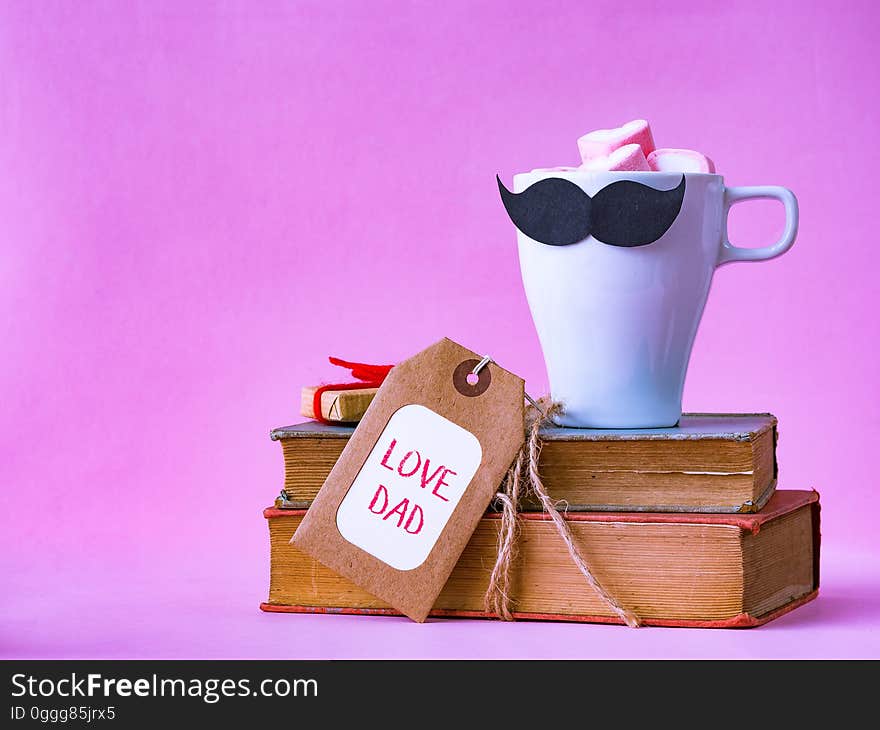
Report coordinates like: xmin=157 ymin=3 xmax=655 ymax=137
xmin=312 ymin=357 xmax=394 ymax=424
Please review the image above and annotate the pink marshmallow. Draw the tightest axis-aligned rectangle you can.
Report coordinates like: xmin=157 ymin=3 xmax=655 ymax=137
xmin=647 ymin=148 xmax=716 ymax=174
xmin=579 ymin=143 xmax=650 ymax=172
xmin=577 ymin=119 xmax=655 ymax=163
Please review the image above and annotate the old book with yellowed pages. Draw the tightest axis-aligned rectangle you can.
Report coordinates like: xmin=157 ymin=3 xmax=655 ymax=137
xmin=271 ymin=413 xmax=778 ymax=513
xmin=261 ymin=490 xmax=819 ymax=628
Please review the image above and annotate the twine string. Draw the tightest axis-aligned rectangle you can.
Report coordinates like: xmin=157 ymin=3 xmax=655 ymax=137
xmin=485 ymin=397 xmax=642 ymax=628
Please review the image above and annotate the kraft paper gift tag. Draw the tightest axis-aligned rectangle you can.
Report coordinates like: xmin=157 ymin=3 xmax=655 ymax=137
xmin=291 ymin=337 xmax=525 ymax=622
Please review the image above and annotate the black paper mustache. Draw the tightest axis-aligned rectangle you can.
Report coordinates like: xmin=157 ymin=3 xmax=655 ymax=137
xmin=497 ymin=174 xmax=686 ymax=247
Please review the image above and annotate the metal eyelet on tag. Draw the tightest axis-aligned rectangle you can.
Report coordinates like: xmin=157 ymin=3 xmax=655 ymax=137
xmin=453 ymin=358 xmax=492 ymax=397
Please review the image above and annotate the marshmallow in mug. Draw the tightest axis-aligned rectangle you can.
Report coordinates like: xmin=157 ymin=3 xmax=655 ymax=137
xmin=580 ymin=143 xmax=650 ymax=172
xmin=577 ymin=119 xmax=655 ymax=160
xmin=576 ymin=119 xmax=713 ymax=174
xmin=648 ymin=148 xmax=715 ymax=174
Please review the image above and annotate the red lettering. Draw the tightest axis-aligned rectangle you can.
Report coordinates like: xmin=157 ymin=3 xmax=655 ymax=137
xmin=368 ymin=484 xmax=389 ymax=513
xmin=431 ymin=468 xmax=457 ymax=502
xmin=397 ymin=451 xmax=421 ymax=478
xmin=383 ymin=498 xmax=410 ymax=527
xmin=420 ymin=460 xmax=444 ymax=490
xmin=379 ymin=439 xmax=398 ymax=471
xmin=404 ymin=504 xmax=424 ymax=534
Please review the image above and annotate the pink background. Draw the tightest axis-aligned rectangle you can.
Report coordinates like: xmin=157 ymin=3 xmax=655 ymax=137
xmin=2 ymin=1 xmax=878 ymax=658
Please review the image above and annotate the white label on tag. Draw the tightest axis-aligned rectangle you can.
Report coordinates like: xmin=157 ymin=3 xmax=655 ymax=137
xmin=335 ymin=404 xmax=483 ymax=571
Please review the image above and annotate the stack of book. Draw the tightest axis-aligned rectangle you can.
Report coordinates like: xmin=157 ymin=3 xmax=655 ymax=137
xmin=262 ymin=393 xmax=819 ymax=627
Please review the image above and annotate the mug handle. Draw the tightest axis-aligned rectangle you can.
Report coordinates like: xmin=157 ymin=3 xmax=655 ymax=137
xmin=717 ymin=186 xmax=799 ymax=266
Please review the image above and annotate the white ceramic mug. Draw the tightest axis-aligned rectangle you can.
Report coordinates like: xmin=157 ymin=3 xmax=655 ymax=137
xmin=509 ymin=170 xmax=798 ymax=428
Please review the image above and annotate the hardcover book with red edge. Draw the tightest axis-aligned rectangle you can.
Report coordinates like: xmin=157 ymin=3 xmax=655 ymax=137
xmin=261 ymin=490 xmax=819 ymax=627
